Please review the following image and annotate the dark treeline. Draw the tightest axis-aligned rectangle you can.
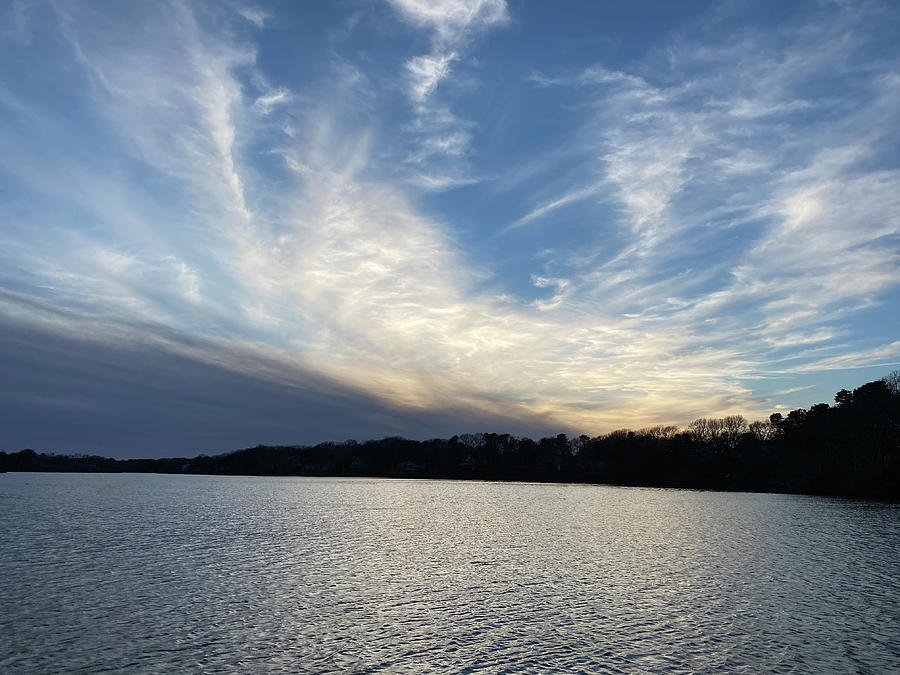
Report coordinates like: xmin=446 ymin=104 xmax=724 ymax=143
xmin=3 ymin=374 xmax=898 ymax=499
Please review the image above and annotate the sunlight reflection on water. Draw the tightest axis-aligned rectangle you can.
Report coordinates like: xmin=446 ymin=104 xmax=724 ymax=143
xmin=1 ymin=473 xmax=898 ymax=672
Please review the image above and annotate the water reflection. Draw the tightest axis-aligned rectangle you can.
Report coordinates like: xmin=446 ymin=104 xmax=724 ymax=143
xmin=1 ymin=474 xmax=898 ymax=672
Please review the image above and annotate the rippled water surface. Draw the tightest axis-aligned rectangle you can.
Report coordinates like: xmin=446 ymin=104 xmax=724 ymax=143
xmin=1 ymin=473 xmax=899 ymax=673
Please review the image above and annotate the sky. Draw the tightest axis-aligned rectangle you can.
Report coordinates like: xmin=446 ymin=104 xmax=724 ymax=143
xmin=1 ymin=0 xmax=899 ymax=457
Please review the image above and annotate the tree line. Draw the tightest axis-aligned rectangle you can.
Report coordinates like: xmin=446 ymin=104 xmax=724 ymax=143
xmin=3 ymin=373 xmax=898 ymax=499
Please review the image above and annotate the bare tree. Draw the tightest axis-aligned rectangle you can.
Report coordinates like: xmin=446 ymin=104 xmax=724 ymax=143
xmin=722 ymin=415 xmax=748 ymax=448
xmin=689 ymin=418 xmax=712 ymax=443
xmin=883 ymin=370 xmax=900 ymax=396
xmin=749 ymin=419 xmax=776 ymax=441
xmin=641 ymin=425 xmax=679 ymax=440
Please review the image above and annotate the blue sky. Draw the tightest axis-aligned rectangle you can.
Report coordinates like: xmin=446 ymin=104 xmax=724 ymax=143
xmin=1 ymin=0 xmax=898 ymax=456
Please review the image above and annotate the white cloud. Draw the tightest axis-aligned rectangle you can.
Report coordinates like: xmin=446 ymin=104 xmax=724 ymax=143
xmin=411 ymin=131 xmax=470 ymax=159
xmin=2 ymin=0 xmax=898 ymax=442
xmin=387 ymin=0 xmax=508 ymax=46
xmin=504 ymin=185 xmax=600 ymax=233
xmin=253 ymin=88 xmax=291 ymax=114
xmin=407 ymin=173 xmax=479 ymax=190
xmin=501 ymin=2 xmax=900 ymax=419
xmin=789 ymin=342 xmax=900 ymax=373
xmin=237 ymin=6 xmax=270 ymax=29
xmin=406 ymin=52 xmax=457 ymax=101
xmin=389 ymin=0 xmax=509 ymax=188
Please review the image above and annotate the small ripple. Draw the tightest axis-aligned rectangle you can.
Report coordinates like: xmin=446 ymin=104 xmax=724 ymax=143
xmin=1 ymin=474 xmax=899 ymax=673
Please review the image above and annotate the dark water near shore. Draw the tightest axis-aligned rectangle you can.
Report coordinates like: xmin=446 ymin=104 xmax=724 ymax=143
xmin=1 ymin=473 xmax=898 ymax=673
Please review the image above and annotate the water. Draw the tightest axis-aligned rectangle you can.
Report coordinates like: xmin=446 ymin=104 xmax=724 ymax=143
xmin=1 ymin=473 xmax=898 ymax=673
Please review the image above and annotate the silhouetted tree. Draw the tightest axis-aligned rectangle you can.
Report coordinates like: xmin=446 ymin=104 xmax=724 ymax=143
xmin=6 ymin=374 xmax=897 ymax=498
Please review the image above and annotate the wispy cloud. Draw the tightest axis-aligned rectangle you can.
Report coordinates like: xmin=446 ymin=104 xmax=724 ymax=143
xmin=789 ymin=341 xmax=900 ymax=373
xmin=387 ymin=0 xmax=508 ymax=48
xmin=4 ymin=0 xmax=33 ymax=44
xmin=388 ymin=0 xmax=509 ymax=189
xmin=236 ymin=5 xmax=270 ymax=29
xmin=0 ymin=0 xmax=898 ymax=454
xmin=406 ymin=52 xmax=457 ymax=101
xmin=389 ymin=0 xmax=508 ymax=102
xmin=503 ymin=185 xmax=600 ymax=233
xmin=253 ymin=88 xmax=291 ymax=114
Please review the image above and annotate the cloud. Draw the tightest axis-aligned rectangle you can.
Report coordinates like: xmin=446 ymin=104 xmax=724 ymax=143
xmin=502 ymin=1 xmax=900 ymax=410
xmin=530 ymin=275 xmax=571 ymax=312
xmin=236 ymin=5 xmax=270 ymax=28
xmin=406 ymin=52 xmax=457 ymax=101
xmin=388 ymin=0 xmax=509 ymax=189
xmin=408 ymin=130 xmax=471 ymax=161
xmin=0 ymin=311 xmax=556 ymax=456
xmin=527 ymin=5 xmax=898 ymax=294
xmin=387 ymin=0 xmax=508 ymax=47
xmin=788 ymin=341 xmax=900 ymax=373
xmin=504 ymin=185 xmax=600 ymax=233
xmin=253 ymin=88 xmax=291 ymax=114
xmin=1 ymin=0 xmax=898 ymax=456
xmin=391 ymin=0 xmax=508 ymax=100
xmin=407 ymin=173 xmax=479 ymax=190
xmin=3 ymin=0 xmax=33 ymax=44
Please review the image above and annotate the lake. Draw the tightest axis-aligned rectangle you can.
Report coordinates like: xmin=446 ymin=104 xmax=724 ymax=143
xmin=1 ymin=473 xmax=898 ymax=673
